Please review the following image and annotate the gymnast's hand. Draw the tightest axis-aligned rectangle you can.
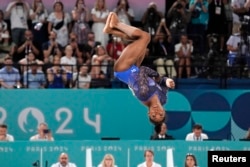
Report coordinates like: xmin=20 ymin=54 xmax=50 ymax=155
xmin=166 ymin=78 xmax=175 ymax=89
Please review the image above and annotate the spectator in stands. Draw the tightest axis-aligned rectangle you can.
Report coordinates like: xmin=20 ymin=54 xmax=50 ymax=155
xmin=0 ymin=56 xmax=22 ymax=89
xmin=207 ymin=0 xmax=227 ymax=52
xmin=91 ymin=0 xmax=110 ymax=47
xmin=106 ymin=35 xmax=125 ymax=61
xmin=185 ymin=124 xmax=208 ymax=141
xmin=47 ymin=1 xmax=71 ymax=48
xmin=113 ymin=0 xmax=134 ymax=25
xmin=83 ymin=31 xmax=101 ymax=61
xmin=167 ymin=0 xmax=191 ymax=45
xmin=150 ymin=122 xmax=174 ymax=140
xmin=68 ymin=32 xmax=83 ymax=58
xmin=226 ymin=24 xmax=250 ymax=78
xmin=175 ymin=34 xmax=193 ymax=78
xmin=0 ymin=10 xmax=10 ymax=49
xmin=42 ymin=31 xmax=63 ymax=63
xmin=23 ymin=61 xmax=46 ymax=89
xmin=152 ymin=18 xmax=177 ymax=78
xmin=91 ymin=45 xmax=113 ymax=79
xmin=47 ymin=55 xmax=67 ymax=88
xmin=73 ymin=64 xmax=91 ymax=88
xmin=29 ymin=0 xmax=48 ymax=52
xmin=51 ymin=153 xmax=77 ymax=167
xmin=141 ymin=2 xmax=164 ymax=36
xmin=224 ymin=0 xmax=233 ymax=38
xmin=71 ymin=0 xmax=90 ymax=45
xmin=189 ymin=0 xmax=209 ymax=54
xmin=98 ymin=153 xmax=118 ymax=167
xmin=231 ymin=0 xmax=248 ymax=35
xmin=137 ymin=150 xmax=162 ymax=167
xmin=19 ymin=51 xmax=44 ymax=73
xmin=14 ymin=29 xmax=40 ymax=62
xmin=30 ymin=122 xmax=54 ymax=141
xmin=5 ymin=0 xmax=30 ymax=56
xmin=185 ymin=153 xmax=198 ymax=167
xmin=0 ymin=124 xmax=14 ymax=141
xmin=61 ymin=45 xmax=77 ymax=88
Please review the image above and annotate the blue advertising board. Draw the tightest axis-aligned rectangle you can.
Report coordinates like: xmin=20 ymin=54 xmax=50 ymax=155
xmin=0 ymin=140 xmax=250 ymax=167
xmin=0 ymin=89 xmax=250 ymax=140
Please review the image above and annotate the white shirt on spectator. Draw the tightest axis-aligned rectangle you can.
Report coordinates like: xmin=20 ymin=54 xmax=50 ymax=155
xmin=137 ymin=162 xmax=162 ymax=167
xmin=73 ymin=73 xmax=91 ymax=88
xmin=231 ymin=0 xmax=246 ymax=23
xmin=0 ymin=134 xmax=14 ymax=142
xmin=51 ymin=162 xmax=77 ymax=167
xmin=60 ymin=56 xmax=77 ymax=73
xmin=6 ymin=1 xmax=30 ymax=29
xmin=227 ymin=34 xmax=250 ymax=54
xmin=185 ymin=132 xmax=208 ymax=141
xmin=29 ymin=134 xmax=54 ymax=141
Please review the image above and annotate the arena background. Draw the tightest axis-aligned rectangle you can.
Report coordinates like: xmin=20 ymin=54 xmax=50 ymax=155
xmin=0 ymin=0 xmax=166 ymax=21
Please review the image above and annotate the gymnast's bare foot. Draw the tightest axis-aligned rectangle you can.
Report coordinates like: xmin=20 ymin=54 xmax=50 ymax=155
xmin=103 ymin=12 xmax=130 ymax=39
xmin=109 ymin=12 xmax=119 ymax=28
xmin=103 ymin=12 xmax=113 ymax=34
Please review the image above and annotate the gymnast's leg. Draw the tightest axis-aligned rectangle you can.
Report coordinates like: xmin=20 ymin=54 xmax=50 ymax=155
xmin=103 ymin=12 xmax=150 ymax=72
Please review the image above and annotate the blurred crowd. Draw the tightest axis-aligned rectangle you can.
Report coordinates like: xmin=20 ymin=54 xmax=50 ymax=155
xmin=0 ymin=0 xmax=250 ymax=89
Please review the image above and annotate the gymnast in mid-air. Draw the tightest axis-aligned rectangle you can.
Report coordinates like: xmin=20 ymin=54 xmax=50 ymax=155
xmin=103 ymin=12 xmax=175 ymax=125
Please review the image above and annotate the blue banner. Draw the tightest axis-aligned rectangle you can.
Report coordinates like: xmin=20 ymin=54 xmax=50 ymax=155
xmin=0 ymin=141 xmax=250 ymax=167
xmin=0 ymin=90 xmax=250 ymax=140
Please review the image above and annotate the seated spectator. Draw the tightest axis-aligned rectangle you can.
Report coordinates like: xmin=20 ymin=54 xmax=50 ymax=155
xmin=137 ymin=150 xmax=162 ymax=167
xmin=106 ymin=35 xmax=125 ymax=61
xmin=30 ymin=122 xmax=54 ymax=141
xmin=19 ymin=52 xmax=44 ymax=73
xmin=13 ymin=30 xmax=40 ymax=62
xmin=175 ymin=34 xmax=193 ymax=78
xmin=0 ymin=56 xmax=22 ymax=89
xmin=61 ymin=45 xmax=77 ymax=87
xmin=0 ymin=10 xmax=10 ymax=49
xmin=82 ymin=31 xmax=101 ymax=65
xmin=185 ymin=153 xmax=198 ymax=167
xmin=90 ymin=45 xmax=113 ymax=79
xmin=141 ymin=2 xmax=164 ymax=36
xmin=23 ymin=61 xmax=46 ymax=89
xmin=68 ymin=32 xmax=83 ymax=58
xmin=73 ymin=65 xmax=91 ymax=89
xmin=47 ymin=55 xmax=67 ymax=88
xmin=98 ymin=154 xmax=118 ymax=167
xmin=226 ymin=26 xmax=250 ymax=66
xmin=51 ymin=153 xmax=77 ymax=167
xmin=152 ymin=19 xmax=177 ymax=78
xmin=42 ymin=31 xmax=63 ymax=63
xmin=185 ymin=124 xmax=208 ymax=141
xmin=113 ymin=0 xmax=134 ymax=25
xmin=0 ymin=124 xmax=14 ymax=141
xmin=150 ymin=122 xmax=174 ymax=140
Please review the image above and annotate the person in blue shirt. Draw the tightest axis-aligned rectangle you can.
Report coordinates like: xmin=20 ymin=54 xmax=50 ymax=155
xmin=23 ymin=61 xmax=46 ymax=89
xmin=0 ymin=56 xmax=21 ymax=89
xmin=103 ymin=12 xmax=175 ymax=125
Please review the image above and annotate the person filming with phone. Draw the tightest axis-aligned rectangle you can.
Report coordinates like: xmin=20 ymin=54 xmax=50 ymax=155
xmin=30 ymin=122 xmax=54 ymax=141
